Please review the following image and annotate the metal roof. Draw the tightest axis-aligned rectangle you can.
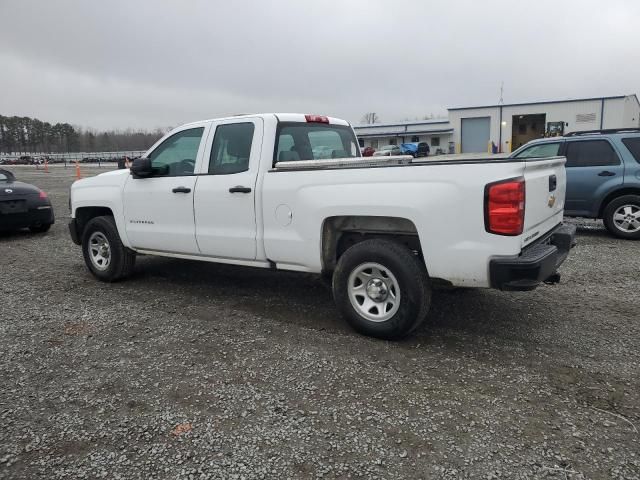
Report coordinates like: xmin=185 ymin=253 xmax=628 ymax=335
xmin=356 ymin=129 xmax=453 ymax=138
xmin=352 ymin=119 xmax=449 ymax=128
xmin=353 ymin=118 xmax=453 ymax=138
xmin=448 ymin=95 xmax=636 ymax=111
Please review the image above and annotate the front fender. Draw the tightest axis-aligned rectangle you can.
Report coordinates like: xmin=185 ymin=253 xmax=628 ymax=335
xmin=71 ymin=173 xmax=131 ymax=248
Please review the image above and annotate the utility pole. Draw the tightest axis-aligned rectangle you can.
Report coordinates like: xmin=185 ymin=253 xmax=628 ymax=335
xmin=498 ymin=81 xmax=504 ymax=153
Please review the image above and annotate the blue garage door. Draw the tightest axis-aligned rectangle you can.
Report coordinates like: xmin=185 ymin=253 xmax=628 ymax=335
xmin=461 ymin=117 xmax=490 ymax=153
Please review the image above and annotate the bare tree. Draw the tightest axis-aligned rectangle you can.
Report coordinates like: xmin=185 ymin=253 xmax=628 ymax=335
xmin=361 ymin=112 xmax=380 ymax=124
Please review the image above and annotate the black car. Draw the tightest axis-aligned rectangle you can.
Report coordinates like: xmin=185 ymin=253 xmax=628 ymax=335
xmin=0 ymin=168 xmax=54 ymax=233
xmin=416 ymin=142 xmax=430 ymax=157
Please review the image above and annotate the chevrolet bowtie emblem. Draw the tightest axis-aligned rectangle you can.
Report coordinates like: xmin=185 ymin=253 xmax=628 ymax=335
xmin=548 ymin=195 xmax=556 ymax=208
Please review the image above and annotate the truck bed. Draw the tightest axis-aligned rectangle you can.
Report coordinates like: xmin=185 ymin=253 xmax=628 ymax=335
xmin=264 ymin=154 xmax=566 ymax=287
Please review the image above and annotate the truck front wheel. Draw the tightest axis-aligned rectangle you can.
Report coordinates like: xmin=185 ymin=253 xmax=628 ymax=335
xmin=332 ymin=239 xmax=431 ymax=340
xmin=82 ymin=216 xmax=136 ymax=282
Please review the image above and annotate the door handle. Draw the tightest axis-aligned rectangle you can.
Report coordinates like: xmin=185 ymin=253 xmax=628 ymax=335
xmin=172 ymin=186 xmax=192 ymax=193
xmin=597 ymin=171 xmax=616 ymax=177
xmin=229 ymin=186 xmax=252 ymax=193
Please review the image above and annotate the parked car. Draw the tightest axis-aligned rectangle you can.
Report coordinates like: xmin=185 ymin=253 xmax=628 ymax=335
xmin=511 ymin=129 xmax=640 ymax=239
xmin=0 ymin=168 xmax=54 ymax=233
xmin=399 ymin=142 xmax=430 ymax=158
xmin=416 ymin=142 xmax=430 ymax=157
xmin=361 ymin=146 xmax=375 ymax=157
xmin=69 ymin=113 xmax=574 ymax=340
xmin=372 ymin=144 xmax=402 ymax=156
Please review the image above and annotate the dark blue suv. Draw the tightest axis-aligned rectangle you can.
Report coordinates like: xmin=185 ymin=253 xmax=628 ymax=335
xmin=511 ymin=129 xmax=640 ymax=240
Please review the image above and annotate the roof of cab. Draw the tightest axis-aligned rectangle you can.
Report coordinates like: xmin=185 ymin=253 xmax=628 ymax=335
xmin=181 ymin=113 xmax=351 ymax=128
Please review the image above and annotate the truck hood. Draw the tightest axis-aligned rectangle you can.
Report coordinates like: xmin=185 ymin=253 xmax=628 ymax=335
xmin=73 ymin=168 xmax=130 ymax=189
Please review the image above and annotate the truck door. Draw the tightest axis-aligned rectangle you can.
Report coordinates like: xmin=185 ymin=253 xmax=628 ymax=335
xmin=562 ymin=139 xmax=624 ymax=217
xmin=193 ymin=118 xmax=263 ymax=260
xmin=123 ymin=124 xmax=209 ymax=253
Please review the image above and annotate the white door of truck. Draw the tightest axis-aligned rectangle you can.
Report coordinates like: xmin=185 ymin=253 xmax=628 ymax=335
xmin=123 ymin=124 xmax=209 ymax=253
xmin=193 ymin=118 xmax=263 ymax=260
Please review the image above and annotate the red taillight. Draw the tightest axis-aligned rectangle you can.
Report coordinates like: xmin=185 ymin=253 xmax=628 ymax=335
xmin=39 ymin=190 xmax=48 ymax=199
xmin=485 ymin=178 xmax=525 ymax=236
xmin=305 ymin=114 xmax=329 ymax=123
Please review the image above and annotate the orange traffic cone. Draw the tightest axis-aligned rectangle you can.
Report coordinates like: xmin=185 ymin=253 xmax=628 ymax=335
xmin=44 ymin=158 xmax=49 ymax=173
xmin=75 ymin=160 xmax=82 ymax=179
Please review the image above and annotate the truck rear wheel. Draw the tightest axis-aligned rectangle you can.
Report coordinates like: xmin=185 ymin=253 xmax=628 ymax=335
xmin=332 ymin=239 xmax=431 ymax=340
xmin=82 ymin=216 xmax=136 ymax=282
xmin=602 ymin=195 xmax=640 ymax=240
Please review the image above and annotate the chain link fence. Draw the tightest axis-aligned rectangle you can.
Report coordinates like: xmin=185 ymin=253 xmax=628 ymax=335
xmin=0 ymin=151 xmax=146 ymax=167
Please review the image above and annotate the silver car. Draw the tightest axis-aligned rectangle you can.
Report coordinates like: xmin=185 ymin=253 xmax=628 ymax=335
xmin=372 ymin=145 xmax=401 ymax=156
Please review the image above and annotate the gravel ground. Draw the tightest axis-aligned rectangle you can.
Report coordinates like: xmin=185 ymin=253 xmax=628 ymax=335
xmin=1 ymin=166 xmax=639 ymax=479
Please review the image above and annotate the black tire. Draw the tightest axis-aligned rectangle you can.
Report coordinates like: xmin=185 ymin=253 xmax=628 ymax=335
xmin=82 ymin=215 xmax=136 ymax=282
xmin=602 ymin=195 xmax=640 ymax=240
xmin=29 ymin=223 xmax=51 ymax=233
xmin=332 ymin=239 xmax=431 ymax=340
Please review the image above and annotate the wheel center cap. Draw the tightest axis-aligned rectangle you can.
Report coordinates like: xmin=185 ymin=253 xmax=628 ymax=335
xmin=366 ymin=278 xmax=388 ymax=301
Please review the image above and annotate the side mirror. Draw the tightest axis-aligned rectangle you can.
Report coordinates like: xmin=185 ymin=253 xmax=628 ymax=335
xmin=130 ymin=158 xmax=153 ymax=178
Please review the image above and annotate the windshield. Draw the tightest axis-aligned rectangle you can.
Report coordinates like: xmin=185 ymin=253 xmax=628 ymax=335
xmin=275 ymin=122 xmax=359 ymax=163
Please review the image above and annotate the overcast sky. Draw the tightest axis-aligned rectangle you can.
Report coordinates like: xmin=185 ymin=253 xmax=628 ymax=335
xmin=1 ymin=0 xmax=638 ymax=130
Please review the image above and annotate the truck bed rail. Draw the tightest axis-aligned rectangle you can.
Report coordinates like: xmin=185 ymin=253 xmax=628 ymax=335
xmin=274 ymin=155 xmax=414 ymax=170
xmin=273 ymin=153 xmax=521 ymax=171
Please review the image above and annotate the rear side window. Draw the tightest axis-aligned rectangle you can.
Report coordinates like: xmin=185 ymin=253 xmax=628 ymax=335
xmin=565 ymin=140 xmax=620 ymax=167
xmin=622 ymin=137 xmax=640 ymax=164
xmin=208 ymin=123 xmax=255 ymax=175
xmin=514 ymin=142 xmax=561 ymax=159
xmin=275 ymin=123 xmax=358 ymax=164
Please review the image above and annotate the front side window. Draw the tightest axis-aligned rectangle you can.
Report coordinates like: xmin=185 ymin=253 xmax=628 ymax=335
xmin=209 ymin=123 xmax=255 ymax=174
xmin=565 ymin=140 xmax=620 ymax=167
xmin=622 ymin=137 xmax=640 ymax=164
xmin=514 ymin=142 xmax=561 ymax=159
xmin=149 ymin=127 xmax=204 ymax=176
xmin=275 ymin=123 xmax=358 ymax=163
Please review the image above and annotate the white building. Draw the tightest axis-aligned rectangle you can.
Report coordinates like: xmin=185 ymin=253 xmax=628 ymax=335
xmin=354 ymin=119 xmax=454 ymax=155
xmin=354 ymin=94 xmax=640 ymax=154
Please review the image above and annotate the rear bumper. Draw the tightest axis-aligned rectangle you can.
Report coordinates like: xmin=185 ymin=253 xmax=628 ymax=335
xmin=0 ymin=206 xmax=54 ymax=230
xmin=489 ymin=223 xmax=577 ymax=291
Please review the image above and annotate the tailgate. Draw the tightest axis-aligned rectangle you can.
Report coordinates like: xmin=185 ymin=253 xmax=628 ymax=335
xmin=522 ymin=156 xmax=566 ymax=247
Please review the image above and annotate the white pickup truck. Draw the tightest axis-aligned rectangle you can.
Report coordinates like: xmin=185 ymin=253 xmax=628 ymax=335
xmin=69 ymin=113 xmax=576 ymax=339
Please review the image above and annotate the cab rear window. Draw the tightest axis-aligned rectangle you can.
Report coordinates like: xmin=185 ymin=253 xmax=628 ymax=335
xmin=622 ymin=137 xmax=640 ymax=164
xmin=274 ymin=122 xmax=358 ymax=164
